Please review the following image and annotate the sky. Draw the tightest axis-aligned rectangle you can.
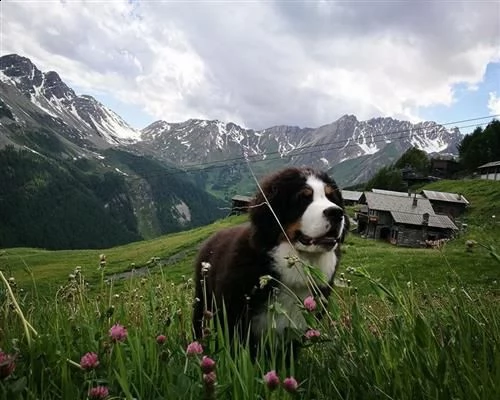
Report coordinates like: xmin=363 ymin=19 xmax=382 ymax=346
xmin=1 ymin=0 xmax=499 ymax=132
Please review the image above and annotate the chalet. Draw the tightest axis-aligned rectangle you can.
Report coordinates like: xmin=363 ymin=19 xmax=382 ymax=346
xmin=357 ymin=190 xmax=457 ymax=247
xmin=390 ymin=211 xmax=458 ymax=247
xmin=230 ymin=195 xmax=253 ymax=215
xmin=430 ymin=155 xmax=460 ymax=179
xmin=421 ymin=190 xmax=469 ymax=219
xmin=341 ymin=190 xmax=363 ymax=206
xmin=477 ymin=161 xmax=500 ymax=181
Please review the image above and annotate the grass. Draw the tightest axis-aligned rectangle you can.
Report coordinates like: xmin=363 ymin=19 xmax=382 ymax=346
xmin=1 ymin=179 xmax=500 ymax=399
xmin=1 ymin=255 xmax=499 ymax=399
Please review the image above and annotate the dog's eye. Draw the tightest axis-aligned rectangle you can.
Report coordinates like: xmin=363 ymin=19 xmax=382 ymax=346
xmin=299 ymin=188 xmax=313 ymax=198
xmin=325 ymin=185 xmax=336 ymax=196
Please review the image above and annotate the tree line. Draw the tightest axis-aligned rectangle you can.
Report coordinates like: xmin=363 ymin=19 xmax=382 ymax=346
xmin=362 ymin=119 xmax=500 ymax=191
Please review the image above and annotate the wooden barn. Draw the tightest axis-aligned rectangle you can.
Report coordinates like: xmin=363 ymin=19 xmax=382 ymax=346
xmin=341 ymin=190 xmax=363 ymax=206
xmin=421 ymin=190 xmax=469 ymax=219
xmin=230 ymin=195 xmax=253 ymax=215
xmin=477 ymin=161 xmax=500 ymax=181
xmin=389 ymin=211 xmax=458 ymax=247
xmin=356 ymin=190 xmax=457 ymax=247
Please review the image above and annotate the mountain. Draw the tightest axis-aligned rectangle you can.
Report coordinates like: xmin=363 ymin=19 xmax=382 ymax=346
xmin=0 ymin=53 xmax=465 ymax=248
xmin=0 ymin=54 xmax=225 ymax=249
xmin=0 ymin=54 xmax=140 ymax=150
xmin=139 ymin=115 xmax=461 ymax=191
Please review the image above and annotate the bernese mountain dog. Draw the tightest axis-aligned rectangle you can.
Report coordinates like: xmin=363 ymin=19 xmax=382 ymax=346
xmin=192 ymin=166 xmax=348 ymax=358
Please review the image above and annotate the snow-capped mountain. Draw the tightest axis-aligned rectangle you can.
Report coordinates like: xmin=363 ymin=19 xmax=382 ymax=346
xmin=0 ymin=54 xmax=140 ymax=149
xmin=0 ymin=54 xmax=225 ymax=250
xmin=139 ymin=114 xmax=461 ymax=172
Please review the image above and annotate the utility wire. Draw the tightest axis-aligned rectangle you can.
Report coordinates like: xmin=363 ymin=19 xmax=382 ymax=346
xmin=110 ymin=114 xmax=498 ymax=180
xmin=119 ymin=120 xmax=492 ymax=182
xmin=0 ymin=117 xmax=495 ymax=201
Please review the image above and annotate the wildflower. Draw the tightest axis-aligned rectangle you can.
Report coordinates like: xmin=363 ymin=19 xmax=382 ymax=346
xmin=109 ymin=323 xmax=128 ymax=342
xmin=0 ymin=352 xmax=15 ymax=380
xmin=263 ymin=370 xmax=280 ymax=391
xmin=200 ymin=356 xmax=216 ymax=373
xmin=186 ymin=341 xmax=203 ymax=356
xmin=80 ymin=352 xmax=99 ymax=370
xmin=304 ymin=329 xmax=320 ymax=340
xmin=203 ymin=310 xmax=213 ymax=320
xmin=203 ymin=327 xmax=211 ymax=337
xmin=303 ymin=296 xmax=317 ymax=312
xmin=203 ymin=371 xmax=217 ymax=393
xmin=259 ymin=275 xmax=272 ymax=289
xmin=201 ymin=262 xmax=211 ymax=274
xmin=156 ymin=334 xmax=167 ymax=345
xmin=88 ymin=385 xmax=109 ymax=399
xmin=286 ymin=255 xmax=299 ymax=267
xmin=283 ymin=376 xmax=298 ymax=393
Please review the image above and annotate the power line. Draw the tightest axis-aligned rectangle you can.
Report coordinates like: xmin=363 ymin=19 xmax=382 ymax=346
xmin=113 ymin=114 xmax=498 ymax=180
xmin=0 ymin=117 xmax=495 ymax=202
xmin=119 ymin=120 xmax=492 ymax=182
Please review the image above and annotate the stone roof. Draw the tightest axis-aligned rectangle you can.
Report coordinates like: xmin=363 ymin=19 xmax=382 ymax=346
xmin=231 ymin=195 xmax=253 ymax=203
xmin=363 ymin=191 xmax=435 ymax=215
xmin=341 ymin=190 xmax=363 ymax=202
xmin=477 ymin=160 xmax=500 ymax=169
xmin=422 ymin=190 xmax=469 ymax=205
xmin=372 ymin=189 xmax=424 ymax=198
xmin=391 ymin=211 xmax=458 ymax=230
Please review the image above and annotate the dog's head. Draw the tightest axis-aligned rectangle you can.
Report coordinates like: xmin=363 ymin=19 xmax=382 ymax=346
xmin=249 ymin=167 xmax=349 ymax=252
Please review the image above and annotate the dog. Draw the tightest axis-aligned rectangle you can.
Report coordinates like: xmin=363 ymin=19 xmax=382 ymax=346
xmin=192 ymin=166 xmax=349 ymax=358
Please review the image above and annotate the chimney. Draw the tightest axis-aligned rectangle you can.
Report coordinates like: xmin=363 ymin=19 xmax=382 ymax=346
xmin=412 ymin=193 xmax=418 ymax=207
xmin=457 ymin=192 xmax=462 ymax=200
xmin=422 ymin=213 xmax=429 ymax=225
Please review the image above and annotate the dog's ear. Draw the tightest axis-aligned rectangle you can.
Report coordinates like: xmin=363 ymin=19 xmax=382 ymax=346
xmin=249 ymin=180 xmax=281 ymax=249
xmin=249 ymin=168 xmax=302 ymax=248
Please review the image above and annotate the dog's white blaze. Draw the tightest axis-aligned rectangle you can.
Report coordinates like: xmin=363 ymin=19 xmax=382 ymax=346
xmin=251 ymin=241 xmax=338 ymax=337
xmin=300 ymin=176 xmax=342 ymax=239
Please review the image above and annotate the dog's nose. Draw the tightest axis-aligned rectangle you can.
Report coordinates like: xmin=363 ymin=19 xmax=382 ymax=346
xmin=323 ymin=207 xmax=344 ymax=222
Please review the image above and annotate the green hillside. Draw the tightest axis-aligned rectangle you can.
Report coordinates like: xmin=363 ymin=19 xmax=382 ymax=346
xmin=1 ymin=179 xmax=499 ymax=298
xmin=422 ymin=178 xmax=500 ymax=221
xmin=1 ymin=180 xmax=499 ymax=400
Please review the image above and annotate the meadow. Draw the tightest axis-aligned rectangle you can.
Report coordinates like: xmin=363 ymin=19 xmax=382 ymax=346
xmin=1 ymin=179 xmax=499 ymax=399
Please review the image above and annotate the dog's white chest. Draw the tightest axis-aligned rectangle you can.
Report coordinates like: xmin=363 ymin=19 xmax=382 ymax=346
xmin=251 ymin=242 xmax=338 ymax=336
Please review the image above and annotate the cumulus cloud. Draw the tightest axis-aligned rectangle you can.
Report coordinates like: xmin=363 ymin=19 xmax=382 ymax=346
xmin=488 ymin=92 xmax=500 ymax=115
xmin=1 ymin=0 xmax=499 ymax=129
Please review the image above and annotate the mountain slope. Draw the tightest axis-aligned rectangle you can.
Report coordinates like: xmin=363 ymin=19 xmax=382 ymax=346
xmin=0 ymin=54 xmax=226 ymax=249
xmin=139 ymin=115 xmax=461 ymax=169
xmin=138 ymin=115 xmax=462 ymax=190
xmin=0 ymin=54 xmax=140 ymax=148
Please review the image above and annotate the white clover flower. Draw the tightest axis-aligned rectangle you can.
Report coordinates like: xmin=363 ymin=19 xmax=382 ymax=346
xmin=286 ymin=255 xmax=299 ymax=267
xmin=201 ymin=262 xmax=212 ymax=273
xmin=259 ymin=275 xmax=272 ymax=289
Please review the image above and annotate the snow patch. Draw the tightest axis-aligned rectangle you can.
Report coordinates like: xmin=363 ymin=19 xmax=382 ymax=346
xmin=319 ymin=157 xmax=330 ymax=166
xmin=22 ymin=146 xmax=43 ymax=157
xmin=114 ymin=168 xmax=129 ymax=176
xmin=172 ymin=200 xmax=191 ymax=225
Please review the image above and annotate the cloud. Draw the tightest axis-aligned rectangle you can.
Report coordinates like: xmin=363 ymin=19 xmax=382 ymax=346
xmin=1 ymin=0 xmax=499 ymax=129
xmin=488 ymin=92 xmax=500 ymax=115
